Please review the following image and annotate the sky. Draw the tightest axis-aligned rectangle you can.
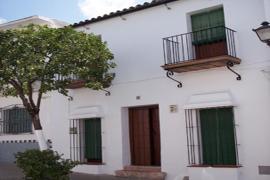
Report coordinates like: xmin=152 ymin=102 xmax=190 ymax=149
xmin=0 ymin=0 xmax=151 ymax=24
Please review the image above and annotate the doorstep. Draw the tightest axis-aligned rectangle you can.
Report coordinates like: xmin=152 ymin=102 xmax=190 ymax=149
xmin=115 ymin=166 xmax=166 ymax=180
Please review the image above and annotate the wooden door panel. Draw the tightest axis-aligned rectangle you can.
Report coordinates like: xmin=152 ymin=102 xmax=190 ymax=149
xmin=129 ymin=108 xmax=151 ymax=166
xmin=129 ymin=106 xmax=161 ymax=166
xmin=150 ymin=107 xmax=161 ymax=166
xmin=195 ymin=40 xmax=227 ymax=59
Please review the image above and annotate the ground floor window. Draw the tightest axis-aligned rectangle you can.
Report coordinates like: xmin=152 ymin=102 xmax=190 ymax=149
xmin=70 ymin=118 xmax=102 ymax=163
xmin=0 ymin=106 xmax=32 ymax=134
xmin=185 ymin=107 xmax=239 ymax=166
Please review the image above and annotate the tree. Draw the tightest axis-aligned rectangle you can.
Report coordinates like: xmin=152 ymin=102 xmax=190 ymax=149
xmin=0 ymin=24 xmax=115 ymax=150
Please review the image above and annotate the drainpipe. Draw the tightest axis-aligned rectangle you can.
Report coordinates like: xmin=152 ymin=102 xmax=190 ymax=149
xmin=264 ymin=0 xmax=270 ymax=22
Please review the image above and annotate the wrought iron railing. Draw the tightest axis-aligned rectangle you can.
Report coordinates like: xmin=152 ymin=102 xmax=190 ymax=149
xmin=163 ymin=26 xmax=237 ymax=65
xmin=55 ymin=74 xmax=80 ymax=81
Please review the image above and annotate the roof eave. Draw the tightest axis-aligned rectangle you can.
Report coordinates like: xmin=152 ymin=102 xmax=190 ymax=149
xmin=72 ymin=0 xmax=179 ymax=28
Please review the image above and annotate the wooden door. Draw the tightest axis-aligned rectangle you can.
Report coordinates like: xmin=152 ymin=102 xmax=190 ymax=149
xmin=129 ymin=106 xmax=161 ymax=166
xmin=149 ymin=107 xmax=161 ymax=166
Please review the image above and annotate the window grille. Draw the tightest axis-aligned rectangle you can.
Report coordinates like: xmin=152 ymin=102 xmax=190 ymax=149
xmin=70 ymin=118 xmax=102 ymax=163
xmin=185 ymin=107 xmax=240 ymax=166
xmin=0 ymin=105 xmax=32 ymax=134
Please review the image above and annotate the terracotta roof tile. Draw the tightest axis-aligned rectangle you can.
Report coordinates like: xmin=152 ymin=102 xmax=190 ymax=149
xmin=72 ymin=0 xmax=178 ymax=27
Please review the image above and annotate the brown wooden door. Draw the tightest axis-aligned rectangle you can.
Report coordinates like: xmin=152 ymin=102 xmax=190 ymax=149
xmin=194 ymin=41 xmax=228 ymax=59
xmin=149 ymin=107 xmax=161 ymax=166
xmin=129 ymin=106 xmax=161 ymax=166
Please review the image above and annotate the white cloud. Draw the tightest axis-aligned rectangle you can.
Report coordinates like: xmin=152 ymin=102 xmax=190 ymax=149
xmin=78 ymin=0 xmax=151 ymax=19
xmin=0 ymin=17 xmax=7 ymax=24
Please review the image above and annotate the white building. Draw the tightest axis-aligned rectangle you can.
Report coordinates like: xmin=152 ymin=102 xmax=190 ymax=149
xmin=0 ymin=15 xmax=67 ymax=30
xmin=1 ymin=0 xmax=270 ymax=180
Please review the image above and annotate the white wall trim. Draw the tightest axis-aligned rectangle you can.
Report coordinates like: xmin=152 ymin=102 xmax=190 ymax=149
xmin=183 ymin=91 xmax=236 ymax=109
xmin=69 ymin=105 xmax=103 ymax=119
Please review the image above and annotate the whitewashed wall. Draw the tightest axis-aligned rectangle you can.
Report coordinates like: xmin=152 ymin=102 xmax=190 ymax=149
xmin=0 ymin=0 xmax=269 ymax=180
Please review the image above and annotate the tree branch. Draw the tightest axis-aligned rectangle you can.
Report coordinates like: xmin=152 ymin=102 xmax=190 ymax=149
xmin=37 ymin=86 xmax=43 ymax=110
xmin=9 ymin=79 xmax=34 ymax=115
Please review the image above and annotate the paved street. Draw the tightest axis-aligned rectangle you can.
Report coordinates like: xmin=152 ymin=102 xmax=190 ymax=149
xmin=0 ymin=163 xmax=144 ymax=180
xmin=0 ymin=163 xmax=23 ymax=180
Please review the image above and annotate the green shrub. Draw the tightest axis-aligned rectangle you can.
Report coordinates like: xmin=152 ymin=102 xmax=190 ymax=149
xmin=15 ymin=149 xmax=77 ymax=180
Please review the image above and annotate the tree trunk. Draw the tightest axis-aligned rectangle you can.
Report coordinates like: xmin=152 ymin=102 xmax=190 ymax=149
xmin=32 ymin=114 xmax=49 ymax=151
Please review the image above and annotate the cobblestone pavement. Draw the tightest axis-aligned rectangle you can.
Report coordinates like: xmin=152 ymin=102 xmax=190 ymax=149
xmin=0 ymin=163 xmax=145 ymax=180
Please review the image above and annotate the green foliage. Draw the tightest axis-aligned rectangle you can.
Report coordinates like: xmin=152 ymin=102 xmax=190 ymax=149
xmin=0 ymin=24 xmax=115 ymax=97
xmin=16 ymin=149 xmax=78 ymax=180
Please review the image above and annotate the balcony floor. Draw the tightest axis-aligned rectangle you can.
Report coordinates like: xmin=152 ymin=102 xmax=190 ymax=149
xmin=68 ymin=80 xmax=85 ymax=89
xmin=162 ymin=55 xmax=241 ymax=73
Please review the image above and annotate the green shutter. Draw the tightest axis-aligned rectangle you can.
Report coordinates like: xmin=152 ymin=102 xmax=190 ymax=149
xmin=217 ymin=108 xmax=236 ymax=165
xmin=85 ymin=118 xmax=102 ymax=162
xmin=200 ymin=107 xmax=236 ymax=165
xmin=200 ymin=109 xmax=219 ymax=165
xmin=191 ymin=8 xmax=225 ymax=45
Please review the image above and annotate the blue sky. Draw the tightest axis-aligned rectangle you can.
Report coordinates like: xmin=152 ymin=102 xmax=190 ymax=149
xmin=0 ymin=0 xmax=150 ymax=24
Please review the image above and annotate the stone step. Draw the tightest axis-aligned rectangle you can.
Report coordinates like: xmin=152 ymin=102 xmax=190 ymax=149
xmin=123 ymin=165 xmax=161 ymax=172
xmin=115 ymin=170 xmax=166 ymax=180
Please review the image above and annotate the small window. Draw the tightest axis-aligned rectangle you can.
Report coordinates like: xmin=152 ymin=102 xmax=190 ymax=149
xmin=0 ymin=107 xmax=32 ymax=134
xmin=70 ymin=118 xmax=102 ymax=163
xmin=185 ymin=107 xmax=239 ymax=166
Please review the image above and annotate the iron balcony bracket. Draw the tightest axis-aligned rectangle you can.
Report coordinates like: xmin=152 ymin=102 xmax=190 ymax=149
xmin=102 ymin=89 xmax=111 ymax=96
xmin=226 ymin=61 xmax=241 ymax=80
xmin=166 ymin=71 xmax=183 ymax=88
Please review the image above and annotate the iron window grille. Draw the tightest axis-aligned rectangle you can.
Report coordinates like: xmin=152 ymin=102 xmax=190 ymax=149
xmin=0 ymin=105 xmax=32 ymax=135
xmin=70 ymin=118 xmax=102 ymax=164
xmin=185 ymin=107 xmax=240 ymax=166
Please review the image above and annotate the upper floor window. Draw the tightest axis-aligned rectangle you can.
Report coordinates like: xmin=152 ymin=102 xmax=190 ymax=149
xmin=191 ymin=7 xmax=225 ymax=45
xmin=0 ymin=106 xmax=32 ymax=134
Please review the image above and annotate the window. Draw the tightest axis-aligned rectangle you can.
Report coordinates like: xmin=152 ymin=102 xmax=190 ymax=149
xmin=0 ymin=107 xmax=32 ymax=134
xmin=191 ymin=8 xmax=225 ymax=45
xmin=185 ymin=107 xmax=239 ymax=166
xmin=70 ymin=118 xmax=102 ymax=163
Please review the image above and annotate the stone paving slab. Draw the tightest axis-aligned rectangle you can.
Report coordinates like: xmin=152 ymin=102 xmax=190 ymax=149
xmin=71 ymin=173 xmax=148 ymax=180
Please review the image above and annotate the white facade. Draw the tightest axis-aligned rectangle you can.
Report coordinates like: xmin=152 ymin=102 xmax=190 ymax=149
xmin=0 ymin=15 xmax=68 ymax=30
xmin=1 ymin=0 xmax=270 ymax=180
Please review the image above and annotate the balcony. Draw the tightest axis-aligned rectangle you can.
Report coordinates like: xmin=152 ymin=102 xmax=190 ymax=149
xmin=56 ymin=75 xmax=111 ymax=95
xmin=162 ymin=26 xmax=241 ymax=73
xmin=56 ymin=74 xmax=85 ymax=89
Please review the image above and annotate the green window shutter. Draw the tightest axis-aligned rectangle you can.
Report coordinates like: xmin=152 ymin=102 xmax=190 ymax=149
xmin=217 ymin=108 xmax=236 ymax=165
xmin=85 ymin=118 xmax=102 ymax=162
xmin=200 ymin=109 xmax=219 ymax=165
xmin=209 ymin=8 xmax=226 ymax=41
xmin=191 ymin=8 xmax=225 ymax=45
xmin=200 ymin=107 xmax=236 ymax=165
